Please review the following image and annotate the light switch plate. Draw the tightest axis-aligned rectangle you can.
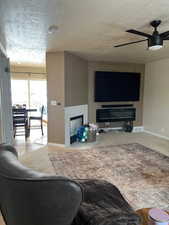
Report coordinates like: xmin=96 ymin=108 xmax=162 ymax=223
xmin=50 ymin=100 xmax=57 ymax=106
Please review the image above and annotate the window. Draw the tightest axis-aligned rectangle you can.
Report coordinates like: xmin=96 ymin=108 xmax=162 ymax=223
xmin=11 ymin=73 xmax=47 ymax=114
xmin=30 ymin=80 xmax=47 ymax=113
xmin=11 ymin=80 xmax=29 ymax=106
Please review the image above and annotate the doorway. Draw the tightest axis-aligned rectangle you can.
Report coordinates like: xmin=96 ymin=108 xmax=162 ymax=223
xmin=11 ymin=70 xmax=47 ymax=150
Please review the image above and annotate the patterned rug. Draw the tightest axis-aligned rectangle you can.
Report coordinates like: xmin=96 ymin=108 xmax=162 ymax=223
xmin=49 ymin=143 xmax=169 ymax=210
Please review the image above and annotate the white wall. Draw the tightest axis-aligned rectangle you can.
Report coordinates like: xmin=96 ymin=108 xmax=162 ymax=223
xmin=0 ymin=50 xmax=13 ymax=144
xmin=143 ymin=58 xmax=169 ymax=138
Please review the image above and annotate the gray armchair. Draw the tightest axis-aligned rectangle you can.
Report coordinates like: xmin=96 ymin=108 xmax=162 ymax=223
xmin=0 ymin=144 xmax=82 ymax=225
xmin=0 ymin=145 xmax=140 ymax=225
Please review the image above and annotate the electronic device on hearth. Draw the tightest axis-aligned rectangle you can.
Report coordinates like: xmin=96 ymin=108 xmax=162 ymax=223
xmin=96 ymin=107 xmax=136 ymax=123
xmin=96 ymin=107 xmax=136 ymax=132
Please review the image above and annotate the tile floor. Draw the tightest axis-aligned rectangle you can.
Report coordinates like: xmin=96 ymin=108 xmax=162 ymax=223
xmin=14 ymin=124 xmax=47 ymax=156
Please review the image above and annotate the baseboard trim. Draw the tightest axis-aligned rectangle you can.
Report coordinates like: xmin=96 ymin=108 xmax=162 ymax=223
xmin=49 ymin=127 xmax=169 ymax=147
xmin=48 ymin=142 xmax=66 ymax=147
xmin=144 ymin=129 xmax=169 ymax=141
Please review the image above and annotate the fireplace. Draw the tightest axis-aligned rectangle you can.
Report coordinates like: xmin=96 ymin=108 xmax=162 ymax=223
xmin=64 ymin=105 xmax=88 ymax=146
xmin=70 ymin=115 xmax=83 ymax=144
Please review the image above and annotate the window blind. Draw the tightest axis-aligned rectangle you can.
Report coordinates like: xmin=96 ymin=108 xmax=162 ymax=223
xmin=11 ymin=72 xmax=47 ymax=81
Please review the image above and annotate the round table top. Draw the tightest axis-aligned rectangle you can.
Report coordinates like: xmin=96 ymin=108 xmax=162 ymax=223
xmin=136 ymin=208 xmax=169 ymax=225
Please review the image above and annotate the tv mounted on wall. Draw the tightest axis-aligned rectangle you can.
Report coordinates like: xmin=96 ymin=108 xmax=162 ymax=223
xmin=94 ymin=71 xmax=141 ymax=102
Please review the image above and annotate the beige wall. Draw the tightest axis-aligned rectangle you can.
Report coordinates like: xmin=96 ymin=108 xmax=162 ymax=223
xmin=88 ymin=62 xmax=145 ymax=127
xmin=46 ymin=51 xmax=88 ymax=144
xmin=47 ymin=52 xmax=145 ymax=144
xmin=143 ymin=58 xmax=169 ymax=138
xmin=65 ymin=52 xmax=88 ymax=106
xmin=46 ymin=52 xmax=65 ymax=144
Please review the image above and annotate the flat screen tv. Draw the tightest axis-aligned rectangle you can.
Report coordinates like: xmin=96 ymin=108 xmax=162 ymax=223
xmin=95 ymin=71 xmax=140 ymax=102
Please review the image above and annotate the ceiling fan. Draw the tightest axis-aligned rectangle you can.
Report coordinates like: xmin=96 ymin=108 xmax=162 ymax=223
xmin=114 ymin=20 xmax=169 ymax=50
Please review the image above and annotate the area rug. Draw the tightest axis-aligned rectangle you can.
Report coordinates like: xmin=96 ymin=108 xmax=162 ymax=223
xmin=49 ymin=143 xmax=169 ymax=210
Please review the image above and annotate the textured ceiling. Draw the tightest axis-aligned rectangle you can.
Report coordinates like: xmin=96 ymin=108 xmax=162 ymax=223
xmin=1 ymin=0 xmax=169 ymax=66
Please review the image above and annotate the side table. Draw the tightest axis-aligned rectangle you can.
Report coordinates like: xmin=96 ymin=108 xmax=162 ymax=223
xmin=136 ymin=208 xmax=169 ymax=225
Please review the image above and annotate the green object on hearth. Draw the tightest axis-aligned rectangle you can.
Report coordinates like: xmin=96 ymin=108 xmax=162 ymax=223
xmin=77 ymin=124 xmax=97 ymax=143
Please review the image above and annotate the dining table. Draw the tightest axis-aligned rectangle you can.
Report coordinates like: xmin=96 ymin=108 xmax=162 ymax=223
xmin=12 ymin=107 xmax=37 ymax=112
xmin=26 ymin=109 xmax=37 ymax=112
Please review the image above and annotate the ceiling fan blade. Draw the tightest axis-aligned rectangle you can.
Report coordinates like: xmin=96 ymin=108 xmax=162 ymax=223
xmin=114 ymin=39 xmax=147 ymax=48
xmin=127 ymin=29 xmax=151 ymax=38
xmin=160 ymin=30 xmax=169 ymax=38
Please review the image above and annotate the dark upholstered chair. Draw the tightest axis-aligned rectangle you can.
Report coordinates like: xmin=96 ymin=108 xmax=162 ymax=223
xmin=12 ymin=108 xmax=30 ymax=139
xmin=0 ymin=144 xmax=83 ymax=225
xmin=29 ymin=105 xmax=44 ymax=136
xmin=0 ymin=145 xmax=140 ymax=225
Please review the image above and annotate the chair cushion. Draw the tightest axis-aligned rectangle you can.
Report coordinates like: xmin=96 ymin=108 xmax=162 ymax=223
xmin=14 ymin=118 xmax=27 ymax=123
xmin=72 ymin=180 xmax=141 ymax=225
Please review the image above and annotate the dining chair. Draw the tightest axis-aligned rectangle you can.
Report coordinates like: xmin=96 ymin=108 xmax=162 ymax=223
xmin=29 ymin=105 xmax=44 ymax=135
xmin=12 ymin=108 xmax=29 ymax=139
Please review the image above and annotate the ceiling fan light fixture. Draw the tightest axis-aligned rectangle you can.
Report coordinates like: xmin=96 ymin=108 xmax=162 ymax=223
xmin=148 ymin=45 xmax=163 ymax=51
xmin=114 ymin=20 xmax=169 ymax=50
xmin=148 ymin=35 xmax=163 ymax=51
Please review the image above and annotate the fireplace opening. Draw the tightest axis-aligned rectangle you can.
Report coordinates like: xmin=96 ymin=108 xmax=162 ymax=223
xmin=70 ymin=115 xmax=83 ymax=144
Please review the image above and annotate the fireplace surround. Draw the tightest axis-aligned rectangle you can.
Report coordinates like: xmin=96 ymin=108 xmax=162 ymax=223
xmin=64 ymin=105 xmax=88 ymax=146
xmin=70 ymin=115 xmax=84 ymax=144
